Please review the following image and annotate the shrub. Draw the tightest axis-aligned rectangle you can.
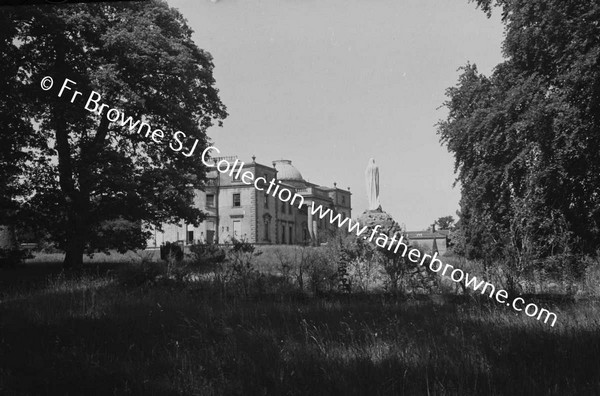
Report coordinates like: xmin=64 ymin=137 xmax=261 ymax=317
xmin=160 ymin=242 xmax=183 ymax=262
xmin=0 ymin=248 xmax=28 ymax=268
xmin=338 ymin=236 xmax=382 ymax=292
xmin=538 ymin=253 xmax=588 ymax=295
xmin=306 ymin=247 xmax=338 ymax=294
xmin=189 ymin=242 xmax=226 ymax=268
xmin=222 ymin=239 xmax=263 ymax=297
xmin=274 ymin=246 xmax=314 ymax=291
xmin=437 ymin=254 xmax=484 ymax=295
xmin=580 ymin=254 xmax=600 ymax=296
xmin=116 ymin=260 xmax=168 ymax=288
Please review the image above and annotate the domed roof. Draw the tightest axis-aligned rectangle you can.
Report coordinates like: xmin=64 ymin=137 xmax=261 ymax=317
xmin=273 ymin=159 xmax=304 ymax=182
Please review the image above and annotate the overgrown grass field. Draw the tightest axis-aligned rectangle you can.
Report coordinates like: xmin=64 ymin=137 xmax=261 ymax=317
xmin=1 ymin=250 xmax=600 ymax=395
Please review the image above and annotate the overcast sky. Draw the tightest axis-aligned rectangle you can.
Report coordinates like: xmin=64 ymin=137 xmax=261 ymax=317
xmin=168 ymin=0 xmax=504 ymax=230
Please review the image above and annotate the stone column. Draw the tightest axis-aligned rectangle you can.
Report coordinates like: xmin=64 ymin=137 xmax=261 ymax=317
xmin=312 ymin=220 xmax=318 ymax=246
xmin=307 ymin=209 xmax=314 ymax=242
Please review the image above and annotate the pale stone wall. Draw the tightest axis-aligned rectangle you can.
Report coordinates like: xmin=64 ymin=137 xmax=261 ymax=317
xmin=217 ymin=185 xmax=254 ymax=243
xmin=410 ymin=238 xmax=448 ymax=255
xmin=0 ymin=226 xmax=17 ymax=249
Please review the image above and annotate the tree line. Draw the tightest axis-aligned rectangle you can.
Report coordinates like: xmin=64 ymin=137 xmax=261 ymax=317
xmin=439 ymin=0 xmax=600 ymax=284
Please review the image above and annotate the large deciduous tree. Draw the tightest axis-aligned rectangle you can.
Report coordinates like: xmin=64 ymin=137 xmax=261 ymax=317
xmin=436 ymin=215 xmax=455 ymax=230
xmin=2 ymin=1 xmax=227 ymax=267
xmin=438 ymin=0 xmax=600 ymax=270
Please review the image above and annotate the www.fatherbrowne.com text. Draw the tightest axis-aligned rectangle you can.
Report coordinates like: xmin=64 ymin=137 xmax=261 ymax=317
xmin=199 ymin=146 xmax=557 ymax=327
xmin=40 ymin=76 xmax=558 ymax=327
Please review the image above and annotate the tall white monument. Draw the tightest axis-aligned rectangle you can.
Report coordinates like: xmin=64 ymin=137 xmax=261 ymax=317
xmin=365 ymin=158 xmax=381 ymax=211
xmin=358 ymin=157 xmax=401 ymax=236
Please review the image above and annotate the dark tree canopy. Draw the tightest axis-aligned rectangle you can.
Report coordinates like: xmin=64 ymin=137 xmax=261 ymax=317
xmin=1 ymin=1 xmax=227 ymax=267
xmin=439 ymin=0 xmax=600 ymax=267
xmin=0 ymin=12 xmax=37 ymax=226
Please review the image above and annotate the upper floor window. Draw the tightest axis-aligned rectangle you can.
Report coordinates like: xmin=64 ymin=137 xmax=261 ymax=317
xmin=233 ymin=193 xmax=241 ymax=207
xmin=232 ymin=163 xmax=243 ymax=183
xmin=206 ymin=194 xmax=215 ymax=207
xmin=264 ymin=192 xmax=269 ymax=209
xmin=342 ymin=195 xmax=346 ymax=205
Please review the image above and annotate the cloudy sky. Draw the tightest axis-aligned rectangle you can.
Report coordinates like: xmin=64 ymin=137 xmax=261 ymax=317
xmin=169 ymin=0 xmax=504 ymax=230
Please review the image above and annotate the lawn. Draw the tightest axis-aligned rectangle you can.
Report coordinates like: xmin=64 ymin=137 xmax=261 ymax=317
xmin=1 ymin=257 xmax=599 ymax=395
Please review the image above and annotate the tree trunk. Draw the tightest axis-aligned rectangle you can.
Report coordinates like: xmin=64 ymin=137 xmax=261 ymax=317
xmin=52 ymin=33 xmax=107 ymax=269
xmin=63 ymin=235 xmax=85 ymax=268
xmin=62 ymin=206 xmax=87 ymax=269
xmin=0 ymin=225 xmax=19 ymax=267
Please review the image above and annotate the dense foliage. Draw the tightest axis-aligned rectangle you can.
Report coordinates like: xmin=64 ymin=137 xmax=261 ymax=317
xmin=0 ymin=1 xmax=227 ymax=267
xmin=439 ymin=1 xmax=600 ymax=277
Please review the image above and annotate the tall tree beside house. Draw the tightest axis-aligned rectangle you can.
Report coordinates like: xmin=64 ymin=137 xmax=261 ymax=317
xmin=1 ymin=1 xmax=227 ymax=267
xmin=0 ymin=12 xmax=38 ymax=257
xmin=439 ymin=0 xmax=600 ymax=272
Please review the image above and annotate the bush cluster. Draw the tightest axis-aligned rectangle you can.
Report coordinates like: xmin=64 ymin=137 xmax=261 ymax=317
xmin=0 ymin=248 xmax=28 ymax=268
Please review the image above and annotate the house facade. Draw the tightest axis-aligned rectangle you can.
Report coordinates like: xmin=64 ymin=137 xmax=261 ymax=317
xmin=147 ymin=157 xmax=352 ymax=246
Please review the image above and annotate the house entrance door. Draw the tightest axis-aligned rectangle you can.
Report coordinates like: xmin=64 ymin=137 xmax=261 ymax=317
xmin=233 ymin=220 xmax=241 ymax=241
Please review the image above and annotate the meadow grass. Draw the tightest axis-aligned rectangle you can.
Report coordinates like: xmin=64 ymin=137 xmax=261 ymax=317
xmin=1 ymin=259 xmax=600 ymax=396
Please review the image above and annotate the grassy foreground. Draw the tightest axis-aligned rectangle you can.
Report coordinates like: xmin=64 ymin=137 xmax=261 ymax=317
xmin=1 ymin=261 xmax=600 ymax=396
